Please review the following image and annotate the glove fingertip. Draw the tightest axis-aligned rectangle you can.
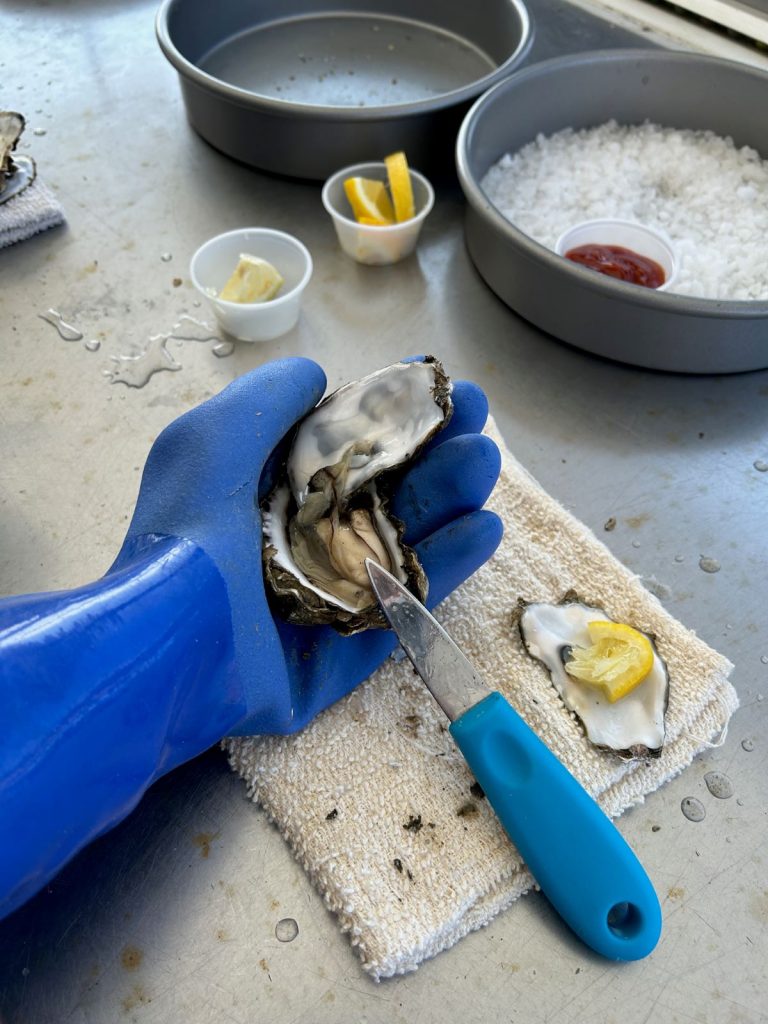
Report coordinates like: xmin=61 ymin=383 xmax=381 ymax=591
xmin=416 ymin=510 xmax=504 ymax=609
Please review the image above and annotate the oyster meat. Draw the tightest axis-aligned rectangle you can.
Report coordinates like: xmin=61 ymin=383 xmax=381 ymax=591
xmin=518 ymin=599 xmax=669 ymax=758
xmin=263 ymin=358 xmax=452 ymax=634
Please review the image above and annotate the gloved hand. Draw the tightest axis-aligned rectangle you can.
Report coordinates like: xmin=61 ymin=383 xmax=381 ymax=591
xmin=114 ymin=356 xmax=503 ymax=733
xmin=0 ymin=357 xmax=502 ymax=920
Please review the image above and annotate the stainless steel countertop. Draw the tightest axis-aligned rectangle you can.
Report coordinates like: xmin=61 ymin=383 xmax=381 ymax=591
xmin=1 ymin=2 xmax=766 ymax=1022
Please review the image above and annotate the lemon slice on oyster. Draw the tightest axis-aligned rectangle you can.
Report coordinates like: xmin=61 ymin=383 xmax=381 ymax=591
xmin=564 ymin=621 xmax=654 ymax=702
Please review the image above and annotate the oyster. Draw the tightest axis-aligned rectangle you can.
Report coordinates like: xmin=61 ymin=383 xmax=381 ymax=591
xmin=0 ymin=112 xmax=36 ymax=204
xmin=517 ymin=598 xmax=669 ymax=759
xmin=263 ymin=358 xmax=452 ymax=634
xmin=0 ymin=112 xmax=24 ymax=187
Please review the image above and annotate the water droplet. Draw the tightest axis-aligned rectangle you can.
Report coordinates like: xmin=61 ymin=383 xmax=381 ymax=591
xmin=639 ymin=575 xmax=672 ymax=601
xmin=33 ymin=128 xmax=46 ymax=137
xmin=759 ymin=694 xmax=765 ymax=702
xmin=212 ymin=340 xmax=235 ymax=358
xmin=107 ymin=334 xmax=181 ymax=388
xmin=681 ymin=797 xmax=706 ymax=822
xmin=84 ymin=339 xmax=101 ymax=352
xmin=760 ymin=655 xmax=768 ymax=665
xmin=736 ymin=798 xmax=744 ymax=806
xmin=160 ymin=252 xmax=172 ymax=262
xmin=754 ymin=459 xmax=768 ymax=472
xmin=674 ymin=554 xmax=685 ymax=563
xmin=698 ymin=556 xmax=720 ymax=574
xmin=631 ymin=540 xmax=641 ymax=549
xmin=38 ymin=309 xmax=83 ymax=341
xmin=704 ymin=771 xmax=733 ymax=799
xmin=275 ymin=918 xmax=298 ymax=942
xmin=741 ymin=738 xmax=755 ymax=752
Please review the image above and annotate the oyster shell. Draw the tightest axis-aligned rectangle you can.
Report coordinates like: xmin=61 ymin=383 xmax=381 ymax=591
xmin=263 ymin=358 xmax=452 ymax=634
xmin=0 ymin=112 xmax=36 ymax=204
xmin=0 ymin=112 xmax=25 ymax=187
xmin=517 ymin=597 xmax=669 ymax=759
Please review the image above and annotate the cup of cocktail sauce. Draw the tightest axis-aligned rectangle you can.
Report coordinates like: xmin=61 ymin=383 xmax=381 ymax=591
xmin=555 ymin=219 xmax=677 ymax=292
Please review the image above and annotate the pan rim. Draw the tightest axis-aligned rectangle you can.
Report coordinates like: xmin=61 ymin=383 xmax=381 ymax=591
xmin=156 ymin=0 xmax=533 ymax=121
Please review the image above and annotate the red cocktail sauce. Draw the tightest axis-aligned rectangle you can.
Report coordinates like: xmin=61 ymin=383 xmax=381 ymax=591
xmin=565 ymin=244 xmax=666 ymax=289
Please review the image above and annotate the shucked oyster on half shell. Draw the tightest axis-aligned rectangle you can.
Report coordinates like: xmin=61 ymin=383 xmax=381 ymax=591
xmin=517 ymin=598 xmax=670 ymax=759
xmin=262 ymin=358 xmax=452 ymax=634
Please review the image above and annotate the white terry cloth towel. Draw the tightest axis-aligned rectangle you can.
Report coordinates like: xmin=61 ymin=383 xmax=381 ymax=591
xmin=225 ymin=418 xmax=737 ymax=980
xmin=0 ymin=175 xmax=64 ymax=249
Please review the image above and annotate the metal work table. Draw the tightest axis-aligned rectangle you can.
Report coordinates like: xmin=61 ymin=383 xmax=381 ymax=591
xmin=1 ymin=1 xmax=766 ymax=1021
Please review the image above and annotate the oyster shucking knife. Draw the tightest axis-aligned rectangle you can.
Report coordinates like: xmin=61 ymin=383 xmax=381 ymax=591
xmin=365 ymin=559 xmax=662 ymax=961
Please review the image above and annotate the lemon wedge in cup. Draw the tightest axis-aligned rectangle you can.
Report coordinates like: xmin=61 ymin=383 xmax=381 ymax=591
xmin=564 ymin=621 xmax=654 ymax=702
xmin=219 ymin=254 xmax=284 ymax=303
xmin=384 ymin=150 xmax=415 ymax=223
xmin=343 ymin=177 xmax=395 ymax=225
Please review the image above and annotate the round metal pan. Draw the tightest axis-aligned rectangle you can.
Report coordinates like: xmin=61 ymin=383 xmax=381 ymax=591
xmin=456 ymin=49 xmax=768 ymax=374
xmin=157 ymin=0 xmax=531 ymax=180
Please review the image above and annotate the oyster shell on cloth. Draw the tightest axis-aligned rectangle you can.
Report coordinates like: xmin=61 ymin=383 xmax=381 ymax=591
xmin=263 ymin=358 xmax=452 ymax=634
xmin=517 ymin=597 xmax=669 ymax=759
xmin=0 ymin=112 xmax=36 ymax=205
xmin=1 ymin=112 xmax=24 ymax=186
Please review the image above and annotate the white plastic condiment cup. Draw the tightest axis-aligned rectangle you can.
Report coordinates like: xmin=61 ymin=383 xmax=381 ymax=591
xmin=555 ymin=218 xmax=677 ymax=292
xmin=190 ymin=228 xmax=313 ymax=342
xmin=322 ymin=161 xmax=435 ymax=266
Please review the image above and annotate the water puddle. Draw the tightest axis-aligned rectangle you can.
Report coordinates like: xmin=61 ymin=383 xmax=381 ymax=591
xmin=40 ymin=307 xmax=233 ymax=388
xmin=38 ymin=309 xmax=83 ymax=341
xmin=169 ymin=314 xmax=219 ymax=342
xmin=106 ymin=334 xmax=182 ymax=388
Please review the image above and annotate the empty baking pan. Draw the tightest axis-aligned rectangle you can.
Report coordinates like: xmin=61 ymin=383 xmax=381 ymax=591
xmin=157 ymin=0 xmax=531 ymax=179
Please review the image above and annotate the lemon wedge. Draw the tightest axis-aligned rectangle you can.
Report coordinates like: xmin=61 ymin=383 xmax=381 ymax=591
xmin=564 ymin=621 xmax=654 ymax=702
xmin=343 ymin=177 xmax=395 ymax=225
xmin=219 ymin=254 xmax=284 ymax=303
xmin=384 ymin=150 xmax=415 ymax=223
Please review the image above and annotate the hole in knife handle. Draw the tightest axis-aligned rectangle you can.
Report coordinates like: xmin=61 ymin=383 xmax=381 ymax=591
xmin=606 ymin=901 xmax=643 ymax=939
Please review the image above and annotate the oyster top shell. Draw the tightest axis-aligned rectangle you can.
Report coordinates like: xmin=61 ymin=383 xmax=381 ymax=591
xmin=288 ymin=359 xmax=451 ymax=506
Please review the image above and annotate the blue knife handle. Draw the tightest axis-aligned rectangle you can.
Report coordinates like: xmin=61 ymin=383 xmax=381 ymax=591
xmin=450 ymin=691 xmax=661 ymax=960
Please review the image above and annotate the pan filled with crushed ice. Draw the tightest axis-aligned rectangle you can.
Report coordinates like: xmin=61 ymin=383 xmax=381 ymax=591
xmin=456 ymin=49 xmax=768 ymax=373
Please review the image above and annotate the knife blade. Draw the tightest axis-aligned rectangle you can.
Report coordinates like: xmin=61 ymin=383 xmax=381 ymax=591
xmin=365 ymin=558 xmax=661 ymax=961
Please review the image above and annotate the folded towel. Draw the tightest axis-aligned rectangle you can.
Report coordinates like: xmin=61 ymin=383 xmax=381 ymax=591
xmin=225 ymin=417 xmax=737 ymax=979
xmin=0 ymin=173 xmax=64 ymax=249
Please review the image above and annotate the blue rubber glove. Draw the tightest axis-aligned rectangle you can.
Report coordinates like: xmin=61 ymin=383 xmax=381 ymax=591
xmin=0 ymin=357 xmax=502 ymax=920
